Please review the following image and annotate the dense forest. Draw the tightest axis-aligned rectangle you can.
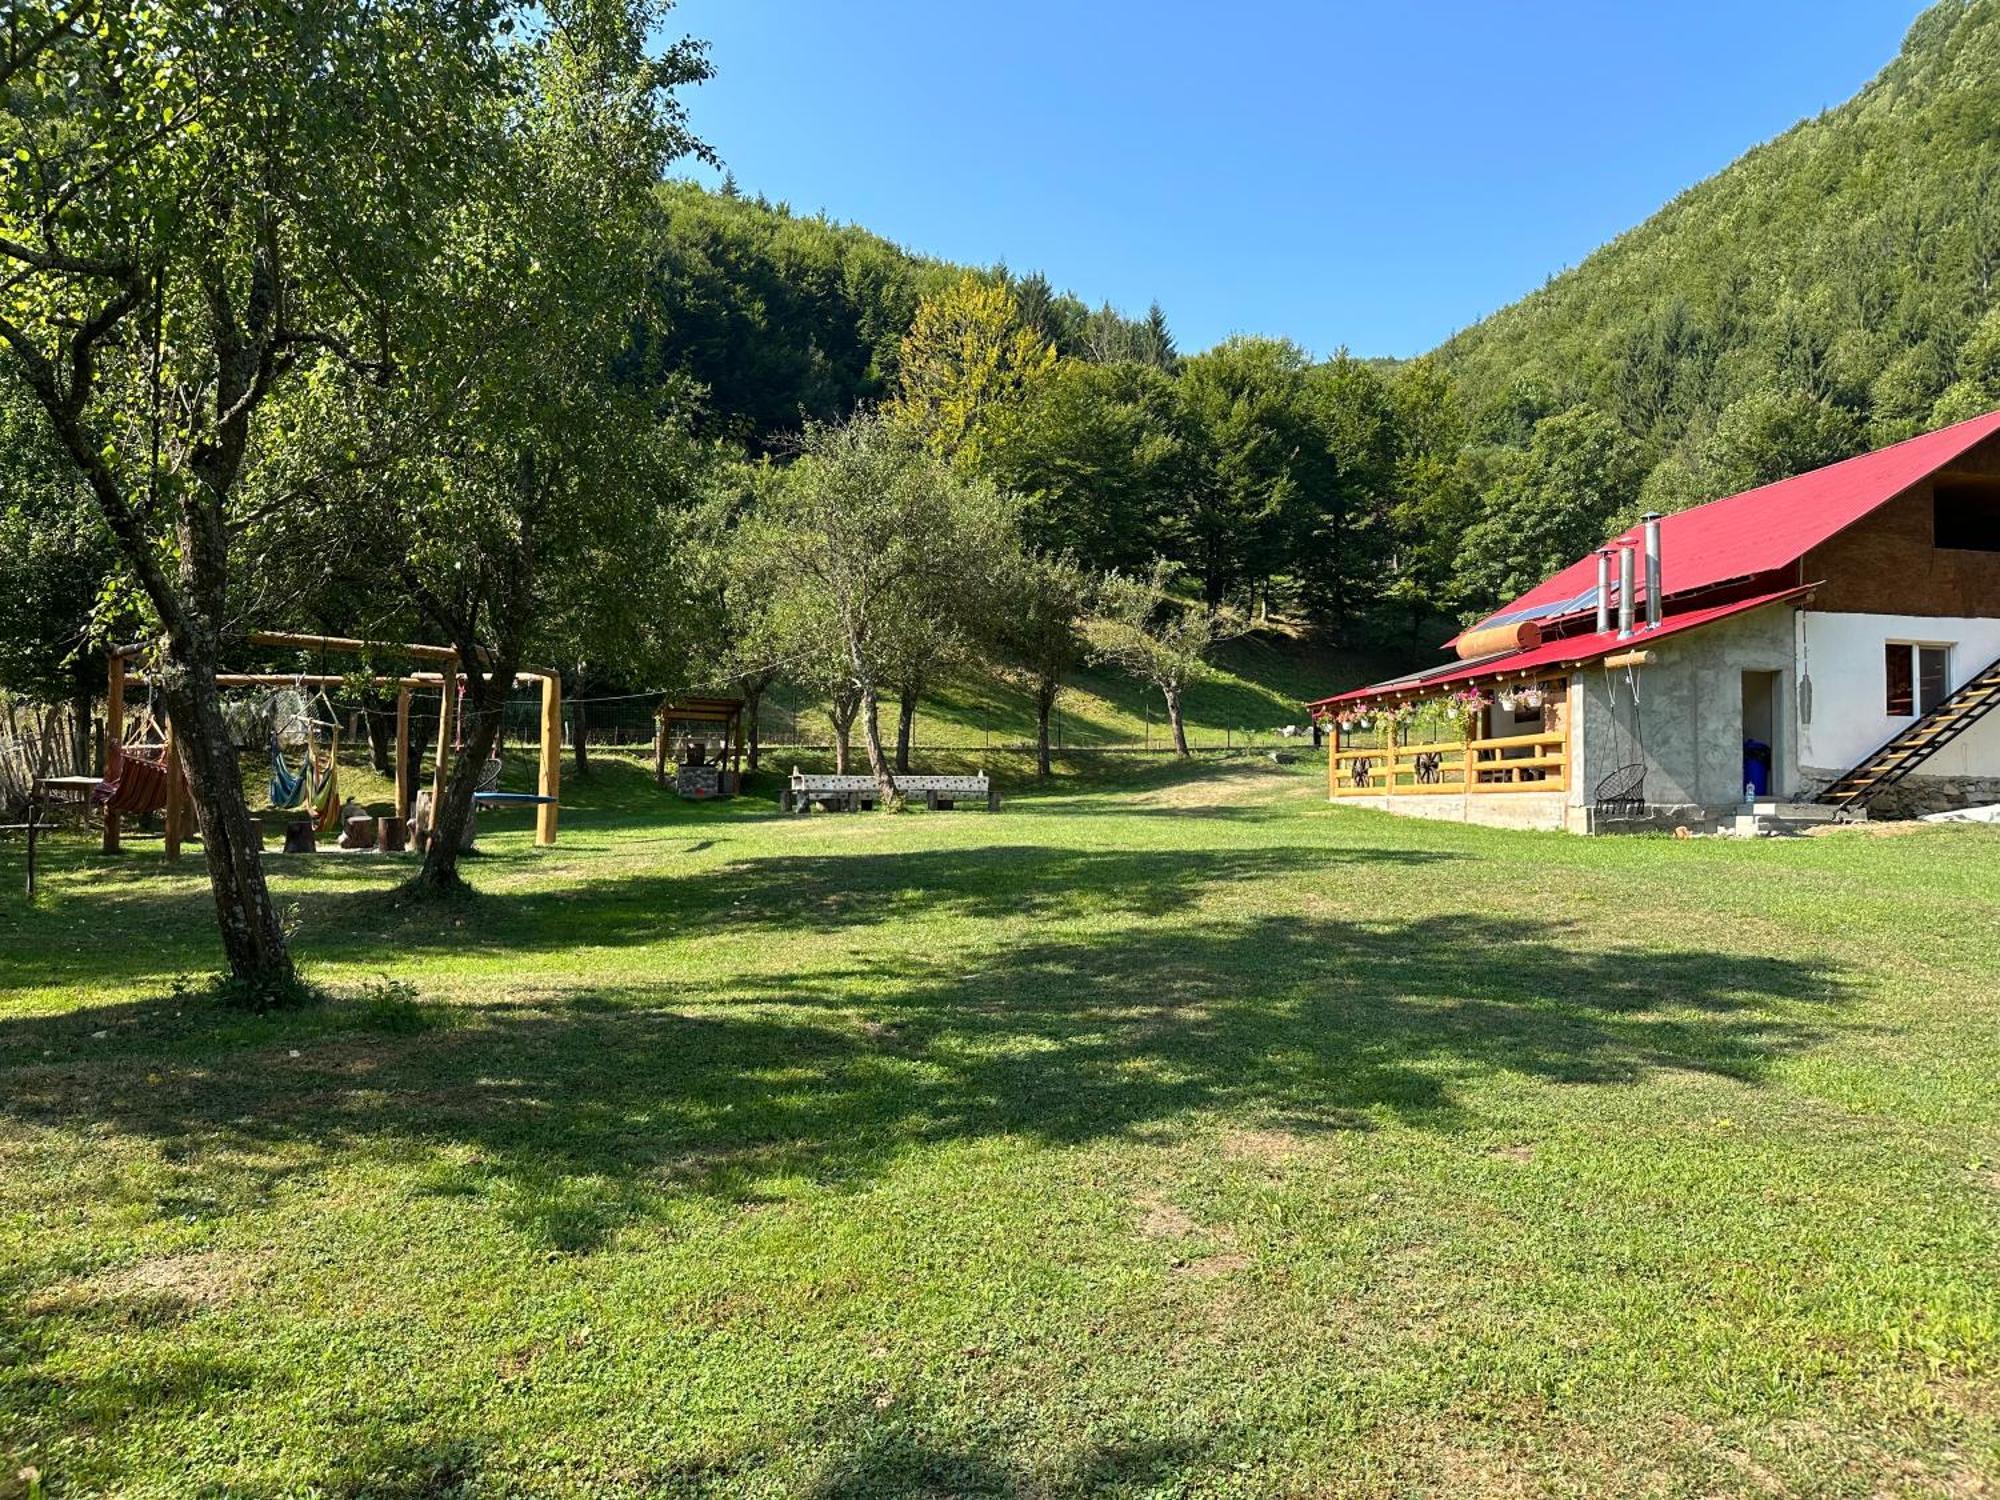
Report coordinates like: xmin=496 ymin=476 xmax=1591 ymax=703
xmin=621 ymin=0 xmax=2000 ymax=639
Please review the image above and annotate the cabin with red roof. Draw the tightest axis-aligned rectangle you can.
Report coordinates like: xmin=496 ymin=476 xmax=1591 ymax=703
xmin=1305 ymin=410 xmax=2000 ymax=833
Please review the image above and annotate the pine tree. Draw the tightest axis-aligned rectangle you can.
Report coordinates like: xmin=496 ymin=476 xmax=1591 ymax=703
xmin=1137 ymin=301 xmax=1179 ymax=371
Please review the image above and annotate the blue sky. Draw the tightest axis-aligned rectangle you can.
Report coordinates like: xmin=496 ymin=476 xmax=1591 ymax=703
xmin=666 ymin=1 xmax=1926 ymax=360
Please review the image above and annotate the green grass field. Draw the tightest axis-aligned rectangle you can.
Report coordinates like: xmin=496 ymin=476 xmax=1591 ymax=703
xmin=2 ymin=753 xmax=1997 ymax=1497
xmin=665 ymin=625 xmax=1414 ymax=757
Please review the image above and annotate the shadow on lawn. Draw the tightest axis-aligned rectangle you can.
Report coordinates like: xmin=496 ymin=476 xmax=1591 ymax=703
xmin=1 ymin=893 xmax=1847 ymax=1253
xmin=0 ymin=842 xmax=1452 ymax=994
xmin=0 ymin=827 xmax=1851 ymax=1495
xmin=794 ymin=1410 xmax=1214 ymax=1499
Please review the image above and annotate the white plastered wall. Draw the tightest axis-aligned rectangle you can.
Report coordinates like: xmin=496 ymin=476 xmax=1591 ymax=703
xmin=1796 ymin=610 xmax=2000 ymax=778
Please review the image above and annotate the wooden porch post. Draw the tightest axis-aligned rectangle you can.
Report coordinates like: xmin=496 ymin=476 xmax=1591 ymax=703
xmin=102 ymin=651 xmax=125 ymax=853
xmin=1327 ymin=719 xmax=1338 ymax=799
xmin=431 ymin=666 xmax=457 ymax=807
xmin=537 ymin=673 xmax=560 ymax=846
xmin=394 ymin=687 xmax=412 ymax=822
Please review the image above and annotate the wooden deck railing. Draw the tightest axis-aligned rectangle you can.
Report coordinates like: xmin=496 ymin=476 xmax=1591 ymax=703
xmin=1331 ymin=730 xmax=1568 ymax=797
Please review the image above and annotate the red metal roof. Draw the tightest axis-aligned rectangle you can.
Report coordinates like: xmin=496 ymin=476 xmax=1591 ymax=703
xmin=1308 ymin=585 xmax=1815 ymax=710
xmin=1464 ymin=407 xmax=2000 ymax=636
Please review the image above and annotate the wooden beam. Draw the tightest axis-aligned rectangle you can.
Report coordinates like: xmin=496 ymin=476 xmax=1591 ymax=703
xmin=536 ymin=672 xmax=560 ymax=846
xmin=394 ymin=687 xmax=412 ymax=823
xmin=245 ymin=629 xmax=465 ymax=664
xmin=129 ymin=671 xmax=439 ymax=690
xmin=1603 ymin=650 xmax=1655 ymax=670
xmin=431 ymin=667 xmax=456 ymax=808
xmin=102 ymin=650 xmax=124 ymax=854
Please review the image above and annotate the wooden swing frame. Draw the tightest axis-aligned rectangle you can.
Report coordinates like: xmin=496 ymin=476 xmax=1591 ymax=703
xmin=103 ymin=631 xmax=562 ymax=859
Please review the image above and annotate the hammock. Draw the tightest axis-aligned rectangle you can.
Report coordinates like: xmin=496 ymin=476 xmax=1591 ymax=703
xmin=307 ymin=741 xmax=342 ymax=832
xmin=269 ymin=733 xmax=306 ymax=808
xmin=92 ymin=750 xmax=176 ymax=817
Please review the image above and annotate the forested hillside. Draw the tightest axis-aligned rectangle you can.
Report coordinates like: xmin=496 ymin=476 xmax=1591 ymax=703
xmin=1439 ymin=0 xmax=2000 ymax=499
xmin=622 ymin=0 xmax=2000 ymax=639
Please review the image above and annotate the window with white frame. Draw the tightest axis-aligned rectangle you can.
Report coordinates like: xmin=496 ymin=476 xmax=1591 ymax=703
xmin=1884 ymin=642 xmax=1950 ymax=717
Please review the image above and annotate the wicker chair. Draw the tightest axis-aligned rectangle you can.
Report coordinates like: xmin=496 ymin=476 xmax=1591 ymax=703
xmin=1593 ymin=762 xmax=1646 ymax=819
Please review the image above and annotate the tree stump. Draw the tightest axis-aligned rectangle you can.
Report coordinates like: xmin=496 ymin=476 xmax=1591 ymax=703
xmin=378 ymin=816 xmax=408 ymax=852
xmin=283 ymin=820 xmax=316 ymax=855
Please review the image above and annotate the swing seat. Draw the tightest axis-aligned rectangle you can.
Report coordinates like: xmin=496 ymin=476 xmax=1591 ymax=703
xmin=1594 ymin=763 xmax=1647 ymax=818
xmin=92 ymin=752 xmax=174 ymax=817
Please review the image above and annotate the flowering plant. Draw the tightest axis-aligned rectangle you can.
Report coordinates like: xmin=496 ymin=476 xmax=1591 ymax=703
xmin=1445 ymin=687 xmax=1491 ymax=737
xmin=1371 ymin=701 xmax=1414 ymax=739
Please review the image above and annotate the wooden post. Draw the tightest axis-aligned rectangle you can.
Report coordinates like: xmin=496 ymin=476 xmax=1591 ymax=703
xmin=431 ymin=665 xmax=457 ymax=808
xmin=653 ymin=709 xmax=666 ymax=787
xmin=24 ymin=799 xmax=41 ymax=899
xmin=163 ymin=717 xmax=185 ymax=862
xmin=536 ymin=672 xmax=560 ymax=846
xmin=394 ymin=687 xmax=412 ymax=822
xmin=1328 ymin=720 xmax=1338 ymax=799
xmin=102 ymin=651 xmax=125 ymax=853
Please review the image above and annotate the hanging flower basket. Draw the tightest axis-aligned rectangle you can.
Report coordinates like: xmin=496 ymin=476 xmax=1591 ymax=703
xmin=1444 ymin=687 xmax=1491 ymax=740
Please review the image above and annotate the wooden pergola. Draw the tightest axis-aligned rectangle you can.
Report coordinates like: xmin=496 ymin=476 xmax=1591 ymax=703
xmin=653 ymin=695 xmax=745 ymax=791
xmin=104 ymin=630 xmax=562 ymax=858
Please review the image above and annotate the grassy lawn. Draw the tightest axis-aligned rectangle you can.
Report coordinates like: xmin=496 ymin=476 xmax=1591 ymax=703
xmin=2 ymin=754 xmax=1997 ymax=1497
xmin=708 ymin=625 xmax=1414 ymax=756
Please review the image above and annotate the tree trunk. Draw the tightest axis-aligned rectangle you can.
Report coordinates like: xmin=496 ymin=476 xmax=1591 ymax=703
xmin=895 ymin=684 xmax=918 ymax=774
xmin=744 ymin=681 xmax=764 ymax=772
xmin=1164 ymin=684 xmax=1190 ymax=758
xmin=363 ymin=695 xmax=394 ymax=775
xmin=69 ymin=680 xmax=93 ymax=777
xmin=410 ymin=653 xmax=518 ymax=895
xmin=830 ymin=690 xmax=857 ymax=774
xmin=156 ymin=660 xmax=298 ymax=998
xmin=1034 ymin=679 xmax=1057 ymax=778
xmin=860 ymin=685 xmax=897 ymax=800
xmin=572 ymin=690 xmax=590 ymax=776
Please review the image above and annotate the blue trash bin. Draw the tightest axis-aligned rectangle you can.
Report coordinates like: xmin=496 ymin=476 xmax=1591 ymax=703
xmin=1742 ymin=738 xmax=1771 ymax=797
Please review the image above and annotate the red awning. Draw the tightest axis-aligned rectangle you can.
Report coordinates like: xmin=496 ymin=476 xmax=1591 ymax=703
xmin=1307 ymin=585 xmax=1814 ymax=712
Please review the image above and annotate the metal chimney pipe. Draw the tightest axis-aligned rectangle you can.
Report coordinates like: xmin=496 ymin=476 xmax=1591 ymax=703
xmin=1595 ymin=550 xmax=1613 ymax=634
xmin=1641 ymin=512 xmax=1663 ymax=630
xmin=1616 ymin=544 xmax=1636 ymax=640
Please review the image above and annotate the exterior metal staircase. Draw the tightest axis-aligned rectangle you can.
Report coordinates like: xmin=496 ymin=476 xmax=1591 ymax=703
xmin=1815 ymin=651 xmax=2000 ymax=808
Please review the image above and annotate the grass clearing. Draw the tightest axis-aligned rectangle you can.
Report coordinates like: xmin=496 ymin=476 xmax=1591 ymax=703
xmin=2 ymin=753 xmax=1997 ymax=1496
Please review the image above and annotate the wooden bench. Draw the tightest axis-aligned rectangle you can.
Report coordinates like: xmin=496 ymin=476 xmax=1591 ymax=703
xmin=783 ymin=769 xmax=996 ymax=813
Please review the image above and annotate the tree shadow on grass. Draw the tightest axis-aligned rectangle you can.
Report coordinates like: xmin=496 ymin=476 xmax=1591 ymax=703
xmin=793 ymin=1406 xmax=1216 ymax=1498
xmin=0 ymin=880 xmax=1851 ymax=1495
xmin=0 ymin=843 xmax=1460 ymax=995
xmin=1 ymin=900 xmax=1849 ymax=1252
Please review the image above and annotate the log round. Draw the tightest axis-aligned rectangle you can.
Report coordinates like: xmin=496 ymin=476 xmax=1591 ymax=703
xmin=1454 ymin=620 xmax=1543 ymax=660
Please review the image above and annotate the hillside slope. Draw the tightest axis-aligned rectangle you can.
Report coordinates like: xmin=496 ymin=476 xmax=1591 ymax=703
xmin=1437 ymin=0 xmax=2000 ymax=465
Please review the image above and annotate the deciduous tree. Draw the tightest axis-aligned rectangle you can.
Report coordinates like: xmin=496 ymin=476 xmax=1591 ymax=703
xmin=1092 ymin=560 xmax=1239 ymax=758
xmin=0 ymin=0 xmax=528 ymax=997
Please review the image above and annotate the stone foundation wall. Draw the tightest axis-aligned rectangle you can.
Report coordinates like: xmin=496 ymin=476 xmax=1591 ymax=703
xmin=1569 ymin=802 xmax=1727 ymax=836
xmin=1797 ymin=769 xmax=2000 ymax=820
